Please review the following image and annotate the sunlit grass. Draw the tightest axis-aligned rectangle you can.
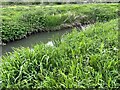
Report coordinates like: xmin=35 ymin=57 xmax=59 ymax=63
xmin=1 ymin=19 xmax=119 ymax=88
xmin=1 ymin=3 xmax=118 ymax=43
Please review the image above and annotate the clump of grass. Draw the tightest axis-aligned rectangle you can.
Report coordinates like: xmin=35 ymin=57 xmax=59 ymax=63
xmin=1 ymin=4 xmax=118 ymax=43
xmin=1 ymin=19 xmax=119 ymax=88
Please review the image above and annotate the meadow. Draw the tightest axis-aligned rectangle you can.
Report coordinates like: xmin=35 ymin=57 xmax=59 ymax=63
xmin=1 ymin=19 xmax=119 ymax=88
xmin=1 ymin=4 xmax=118 ymax=43
xmin=0 ymin=3 xmax=119 ymax=89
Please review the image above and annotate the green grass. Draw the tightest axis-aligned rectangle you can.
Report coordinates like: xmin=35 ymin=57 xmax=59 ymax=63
xmin=1 ymin=19 xmax=119 ymax=88
xmin=1 ymin=3 xmax=118 ymax=43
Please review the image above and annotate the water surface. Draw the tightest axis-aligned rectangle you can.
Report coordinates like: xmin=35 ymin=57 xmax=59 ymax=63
xmin=2 ymin=29 xmax=72 ymax=55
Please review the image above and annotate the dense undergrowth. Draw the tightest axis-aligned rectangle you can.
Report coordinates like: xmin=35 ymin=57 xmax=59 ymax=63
xmin=1 ymin=4 xmax=118 ymax=43
xmin=1 ymin=19 xmax=119 ymax=88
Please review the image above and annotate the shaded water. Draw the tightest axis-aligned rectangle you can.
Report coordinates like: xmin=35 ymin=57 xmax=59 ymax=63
xmin=1 ymin=29 xmax=72 ymax=56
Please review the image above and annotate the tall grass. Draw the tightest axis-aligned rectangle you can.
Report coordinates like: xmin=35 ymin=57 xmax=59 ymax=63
xmin=1 ymin=4 xmax=118 ymax=43
xmin=1 ymin=19 xmax=119 ymax=88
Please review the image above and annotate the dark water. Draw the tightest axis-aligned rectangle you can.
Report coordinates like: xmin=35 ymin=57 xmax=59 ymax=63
xmin=1 ymin=29 xmax=72 ymax=56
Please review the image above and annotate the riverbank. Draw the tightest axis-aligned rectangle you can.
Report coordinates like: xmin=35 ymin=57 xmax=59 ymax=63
xmin=1 ymin=4 xmax=118 ymax=43
xmin=1 ymin=19 xmax=119 ymax=88
xmin=2 ymin=28 xmax=72 ymax=55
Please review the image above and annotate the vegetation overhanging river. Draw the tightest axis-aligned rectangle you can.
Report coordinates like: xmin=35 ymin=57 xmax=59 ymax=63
xmin=1 ymin=28 xmax=72 ymax=56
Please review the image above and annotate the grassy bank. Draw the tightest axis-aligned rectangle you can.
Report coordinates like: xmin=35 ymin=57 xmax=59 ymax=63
xmin=1 ymin=4 xmax=118 ymax=43
xmin=1 ymin=19 xmax=119 ymax=88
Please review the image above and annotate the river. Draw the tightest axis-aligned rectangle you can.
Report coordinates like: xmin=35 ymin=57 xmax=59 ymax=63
xmin=1 ymin=29 xmax=72 ymax=56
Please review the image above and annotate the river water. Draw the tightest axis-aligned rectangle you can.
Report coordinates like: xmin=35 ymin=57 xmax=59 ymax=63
xmin=1 ymin=29 xmax=72 ymax=56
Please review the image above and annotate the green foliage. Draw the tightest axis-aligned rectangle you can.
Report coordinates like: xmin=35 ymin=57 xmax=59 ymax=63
xmin=1 ymin=4 xmax=118 ymax=43
xmin=1 ymin=19 xmax=119 ymax=88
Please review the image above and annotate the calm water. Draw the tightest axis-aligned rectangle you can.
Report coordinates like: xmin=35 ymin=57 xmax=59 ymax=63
xmin=1 ymin=29 xmax=72 ymax=56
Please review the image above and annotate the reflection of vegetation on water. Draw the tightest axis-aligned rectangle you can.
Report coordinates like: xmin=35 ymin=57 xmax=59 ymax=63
xmin=1 ymin=4 xmax=118 ymax=43
xmin=1 ymin=19 xmax=119 ymax=88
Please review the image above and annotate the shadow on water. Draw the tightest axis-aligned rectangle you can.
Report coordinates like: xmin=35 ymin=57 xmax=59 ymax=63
xmin=1 ymin=29 xmax=72 ymax=56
